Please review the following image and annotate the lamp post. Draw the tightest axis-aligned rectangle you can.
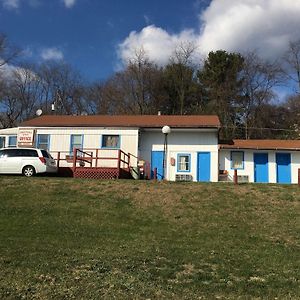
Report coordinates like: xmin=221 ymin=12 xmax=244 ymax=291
xmin=162 ymin=125 xmax=171 ymax=180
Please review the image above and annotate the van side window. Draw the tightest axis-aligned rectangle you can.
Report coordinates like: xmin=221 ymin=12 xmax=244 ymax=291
xmin=41 ymin=150 xmax=49 ymax=158
xmin=18 ymin=149 xmax=38 ymax=157
xmin=0 ymin=149 xmax=14 ymax=157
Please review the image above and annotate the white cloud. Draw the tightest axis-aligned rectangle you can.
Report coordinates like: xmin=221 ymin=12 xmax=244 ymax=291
xmin=1 ymin=0 xmax=20 ymax=9
xmin=198 ymin=0 xmax=300 ymax=59
xmin=118 ymin=25 xmax=198 ymax=66
xmin=40 ymin=47 xmax=64 ymax=61
xmin=62 ymin=0 xmax=76 ymax=8
xmin=118 ymin=0 xmax=300 ymax=66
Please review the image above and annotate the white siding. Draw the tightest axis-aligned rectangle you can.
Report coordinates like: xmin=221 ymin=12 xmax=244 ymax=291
xmin=139 ymin=130 xmax=219 ymax=182
xmin=220 ymin=149 xmax=300 ymax=184
xmin=0 ymin=127 xmax=18 ymax=148
xmin=18 ymin=127 xmax=139 ymax=168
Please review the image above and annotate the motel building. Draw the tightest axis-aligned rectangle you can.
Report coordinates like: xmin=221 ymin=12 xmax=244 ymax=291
xmin=0 ymin=114 xmax=300 ymax=184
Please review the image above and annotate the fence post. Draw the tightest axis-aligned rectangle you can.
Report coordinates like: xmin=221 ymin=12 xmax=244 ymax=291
xmin=117 ymin=150 xmax=121 ymax=171
xmin=95 ymin=149 xmax=98 ymax=168
xmin=234 ymin=169 xmax=238 ymax=185
xmin=128 ymin=153 xmax=131 ymax=169
xmin=57 ymin=151 xmax=60 ymax=168
xmin=153 ymin=167 xmax=157 ymax=181
xmin=72 ymin=148 xmax=77 ymax=172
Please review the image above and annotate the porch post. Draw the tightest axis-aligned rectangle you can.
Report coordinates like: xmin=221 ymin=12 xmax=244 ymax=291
xmin=234 ymin=169 xmax=238 ymax=185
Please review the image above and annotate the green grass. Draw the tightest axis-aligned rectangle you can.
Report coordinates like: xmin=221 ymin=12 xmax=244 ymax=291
xmin=0 ymin=177 xmax=299 ymax=299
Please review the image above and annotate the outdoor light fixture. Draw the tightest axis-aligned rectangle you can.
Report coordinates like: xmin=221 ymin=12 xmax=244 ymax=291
xmin=162 ymin=125 xmax=171 ymax=179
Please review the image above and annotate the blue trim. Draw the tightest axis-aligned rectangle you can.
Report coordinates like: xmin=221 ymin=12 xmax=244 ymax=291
xmin=36 ymin=134 xmax=50 ymax=150
xmin=177 ymin=153 xmax=191 ymax=173
xmin=230 ymin=151 xmax=244 ymax=170
xmin=101 ymin=134 xmax=120 ymax=149
xmin=8 ymin=135 xmax=17 ymax=147
xmin=70 ymin=134 xmax=84 ymax=154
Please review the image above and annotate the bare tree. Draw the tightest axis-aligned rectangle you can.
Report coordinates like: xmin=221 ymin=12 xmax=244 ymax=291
xmin=164 ymin=42 xmax=199 ymax=115
xmin=37 ymin=61 xmax=85 ymax=115
xmin=240 ymin=51 xmax=284 ymax=138
xmin=283 ymin=40 xmax=300 ymax=93
xmin=0 ymin=33 xmax=21 ymax=68
xmin=0 ymin=64 xmax=44 ymax=127
xmin=102 ymin=48 xmax=166 ymax=115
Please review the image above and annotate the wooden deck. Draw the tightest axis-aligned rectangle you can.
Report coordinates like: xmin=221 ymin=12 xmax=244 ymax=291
xmin=54 ymin=148 xmax=150 ymax=180
xmin=73 ymin=167 xmax=132 ymax=179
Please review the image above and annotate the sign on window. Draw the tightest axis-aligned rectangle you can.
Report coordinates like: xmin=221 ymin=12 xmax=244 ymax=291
xmin=18 ymin=129 xmax=35 ymax=147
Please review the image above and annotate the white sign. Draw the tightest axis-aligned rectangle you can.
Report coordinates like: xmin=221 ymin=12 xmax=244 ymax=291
xmin=18 ymin=129 xmax=35 ymax=147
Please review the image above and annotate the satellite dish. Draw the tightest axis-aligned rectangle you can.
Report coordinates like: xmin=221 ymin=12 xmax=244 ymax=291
xmin=36 ymin=109 xmax=43 ymax=116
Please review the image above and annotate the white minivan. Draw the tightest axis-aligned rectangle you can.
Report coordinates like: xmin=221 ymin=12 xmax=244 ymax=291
xmin=0 ymin=148 xmax=57 ymax=177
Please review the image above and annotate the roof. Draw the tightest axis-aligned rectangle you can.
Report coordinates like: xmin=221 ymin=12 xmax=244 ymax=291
xmin=0 ymin=127 xmax=18 ymax=135
xmin=20 ymin=115 xmax=221 ymax=128
xmin=220 ymin=139 xmax=300 ymax=151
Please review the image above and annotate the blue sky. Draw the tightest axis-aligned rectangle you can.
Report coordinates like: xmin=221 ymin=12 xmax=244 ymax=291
xmin=0 ymin=0 xmax=206 ymax=81
xmin=1 ymin=0 xmax=300 ymax=88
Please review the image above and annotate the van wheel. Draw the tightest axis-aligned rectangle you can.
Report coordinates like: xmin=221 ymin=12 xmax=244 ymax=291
xmin=22 ymin=166 xmax=35 ymax=177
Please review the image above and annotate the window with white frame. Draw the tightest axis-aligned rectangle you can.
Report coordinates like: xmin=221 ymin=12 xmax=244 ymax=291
xmin=70 ymin=135 xmax=83 ymax=154
xmin=36 ymin=134 xmax=49 ymax=150
xmin=231 ymin=151 xmax=244 ymax=169
xmin=177 ymin=154 xmax=191 ymax=172
xmin=0 ymin=137 xmax=5 ymax=148
xmin=102 ymin=135 xmax=120 ymax=148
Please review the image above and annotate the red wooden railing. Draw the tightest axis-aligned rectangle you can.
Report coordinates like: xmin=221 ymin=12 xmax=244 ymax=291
xmin=128 ymin=152 xmax=151 ymax=179
xmin=52 ymin=148 xmax=150 ymax=179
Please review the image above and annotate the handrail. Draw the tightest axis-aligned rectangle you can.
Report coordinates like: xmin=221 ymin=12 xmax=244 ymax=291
xmin=52 ymin=149 xmax=150 ymax=179
xmin=128 ymin=152 xmax=151 ymax=179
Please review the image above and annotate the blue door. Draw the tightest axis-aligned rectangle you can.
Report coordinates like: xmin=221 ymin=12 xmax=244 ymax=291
xmin=254 ymin=153 xmax=269 ymax=183
xmin=276 ymin=153 xmax=291 ymax=184
xmin=197 ymin=152 xmax=211 ymax=182
xmin=151 ymin=151 xmax=164 ymax=180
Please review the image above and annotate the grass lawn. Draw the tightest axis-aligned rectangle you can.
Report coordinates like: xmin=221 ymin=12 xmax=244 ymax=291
xmin=0 ymin=176 xmax=299 ymax=299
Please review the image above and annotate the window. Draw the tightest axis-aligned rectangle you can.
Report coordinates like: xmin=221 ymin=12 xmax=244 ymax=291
xmin=102 ymin=135 xmax=120 ymax=148
xmin=70 ymin=135 xmax=83 ymax=154
xmin=37 ymin=134 xmax=50 ymax=150
xmin=231 ymin=151 xmax=244 ymax=169
xmin=8 ymin=136 xmax=17 ymax=147
xmin=17 ymin=149 xmax=38 ymax=157
xmin=0 ymin=149 xmax=38 ymax=158
xmin=177 ymin=154 xmax=191 ymax=172
xmin=0 ymin=137 xmax=5 ymax=148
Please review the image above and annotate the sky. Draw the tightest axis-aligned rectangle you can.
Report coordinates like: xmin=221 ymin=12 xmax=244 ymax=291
xmin=1 ymin=0 xmax=300 ymax=84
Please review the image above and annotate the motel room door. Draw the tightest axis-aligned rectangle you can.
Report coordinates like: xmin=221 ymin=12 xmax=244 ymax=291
xmin=151 ymin=151 xmax=164 ymax=180
xmin=254 ymin=153 xmax=269 ymax=183
xmin=197 ymin=152 xmax=211 ymax=182
xmin=276 ymin=153 xmax=291 ymax=184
